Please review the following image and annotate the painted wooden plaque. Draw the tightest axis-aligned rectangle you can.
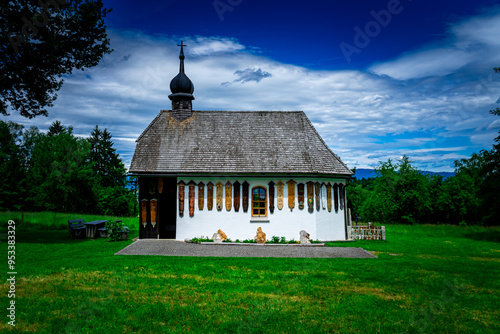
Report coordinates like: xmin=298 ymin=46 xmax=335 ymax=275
xmin=242 ymin=181 xmax=249 ymax=212
xmin=150 ymin=198 xmax=158 ymax=228
xmin=321 ymin=183 xmax=327 ymax=210
xmin=339 ymin=184 xmax=344 ymax=211
xmin=225 ymin=181 xmax=232 ymax=211
xmin=141 ymin=199 xmax=148 ymax=228
xmin=276 ymin=180 xmax=284 ymax=210
xmin=234 ymin=181 xmax=241 ymax=212
xmin=326 ymin=182 xmax=332 ymax=212
xmin=306 ymin=181 xmax=314 ymax=213
xmin=287 ymin=180 xmax=296 ymax=211
xmin=178 ymin=181 xmax=185 ymax=217
xmin=188 ymin=181 xmax=196 ymax=217
xmin=315 ymin=182 xmax=321 ymax=211
xmin=207 ymin=182 xmax=214 ymax=211
xmin=298 ymin=183 xmax=305 ymax=210
xmin=216 ymin=181 xmax=223 ymax=211
xmin=198 ymin=182 xmax=205 ymax=211
xmin=333 ymin=183 xmax=339 ymax=212
xmin=268 ymin=181 xmax=275 ymax=214
xmin=158 ymin=177 xmax=163 ymax=194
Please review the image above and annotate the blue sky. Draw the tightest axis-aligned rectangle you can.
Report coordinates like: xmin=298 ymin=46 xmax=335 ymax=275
xmin=4 ymin=0 xmax=500 ymax=172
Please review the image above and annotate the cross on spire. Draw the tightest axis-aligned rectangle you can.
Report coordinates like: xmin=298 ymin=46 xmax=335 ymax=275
xmin=177 ymin=40 xmax=186 ymax=73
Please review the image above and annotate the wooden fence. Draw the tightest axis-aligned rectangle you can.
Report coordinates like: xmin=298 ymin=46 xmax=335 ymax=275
xmin=350 ymin=224 xmax=386 ymax=240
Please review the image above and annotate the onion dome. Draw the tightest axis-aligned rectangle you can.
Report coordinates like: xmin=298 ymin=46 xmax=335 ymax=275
xmin=169 ymin=41 xmax=194 ymax=98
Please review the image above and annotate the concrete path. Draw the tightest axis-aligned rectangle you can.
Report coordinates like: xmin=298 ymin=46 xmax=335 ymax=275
xmin=115 ymin=240 xmax=376 ymax=258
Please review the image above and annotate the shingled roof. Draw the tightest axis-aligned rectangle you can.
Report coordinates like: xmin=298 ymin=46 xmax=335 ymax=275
xmin=129 ymin=110 xmax=353 ymax=176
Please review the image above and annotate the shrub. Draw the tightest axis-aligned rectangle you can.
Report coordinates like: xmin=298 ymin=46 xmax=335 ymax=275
xmin=191 ymin=236 xmax=214 ymax=243
xmin=105 ymin=220 xmax=128 ymax=241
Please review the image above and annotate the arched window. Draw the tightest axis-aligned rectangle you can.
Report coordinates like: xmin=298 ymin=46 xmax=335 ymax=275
xmin=252 ymin=186 xmax=267 ymax=217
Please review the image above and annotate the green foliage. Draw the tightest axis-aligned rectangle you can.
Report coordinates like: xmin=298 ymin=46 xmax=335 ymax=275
xmin=191 ymin=236 xmax=214 ymax=243
xmin=105 ymin=220 xmax=128 ymax=242
xmin=0 ymin=121 xmax=26 ymax=210
xmin=480 ymin=146 xmax=500 ymax=225
xmin=0 ymin=120 xmax=136 ymax=216
xmin=95 ymin=186 xmax=134 ymax=216
xmin=88 ymin=125 xmax=135 ymax=216
xmin=1 ymin=0 xmax=112 ymax=118
xmin=355 ymin=156 xmax=434 ymax=224
xmin=25 ymin=122 xmax=95 ymax=212
xmin=347 ymin=154 xmax=489 ymax=225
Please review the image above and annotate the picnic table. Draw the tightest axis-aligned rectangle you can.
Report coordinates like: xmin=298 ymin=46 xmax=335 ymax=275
xmin=83 ymin=220 xmax=108 ymax=238
xmin=68 ymin=219 xmax=86 ymax=238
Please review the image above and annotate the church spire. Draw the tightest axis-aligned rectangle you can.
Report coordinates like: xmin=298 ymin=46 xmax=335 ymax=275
xmin=178 ymin=40 xmax=185 ymax=74
xmin=169 ymin=40 xmax=195 ymax=121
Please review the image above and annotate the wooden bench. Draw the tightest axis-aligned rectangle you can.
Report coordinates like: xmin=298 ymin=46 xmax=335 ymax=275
xmin=68 ymin=219 xmax=86 ymax=238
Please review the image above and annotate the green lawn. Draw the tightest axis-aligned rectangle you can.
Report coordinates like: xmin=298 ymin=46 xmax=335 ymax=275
xmin=1 ymin=215 xmax=499 ymax=333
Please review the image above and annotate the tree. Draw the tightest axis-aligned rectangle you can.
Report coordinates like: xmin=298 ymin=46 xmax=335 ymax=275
xmin=47 ymin=120 xmax=72 ymax=136
xmin=88 ymin=125 xmax=134 ymax=215
xmin=1 ymin=0 xmax=112 ymax=118
xmin=0 ymin=121 xmax=26 ymax=210
xmin=88 ymin=125 xmax=126 ymax=188
xmin=27 ymin=122 xmax=95 ymax=212
xmin=0 ymin=120 xmax=135 ymax=215
xmin=437 ymin=153 xmax=483 ymax=224
xmin=480 ymin=66 xmax=500 ymax=224
xmin=360 ymin=156 xmax=433 ymax=224
xmin=489 ymin=67 xmax=500 ymax=116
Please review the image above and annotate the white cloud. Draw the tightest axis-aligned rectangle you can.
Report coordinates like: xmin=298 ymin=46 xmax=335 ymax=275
xmin=3 ymin=11 xmax=500 ymax=172
xmin=189 ymin=36 xmax=245 ymax=55
xmin=370 ymin=48 xmax=474 ymax=80
xmin=370 ymin=12 xmax=500 ymax=80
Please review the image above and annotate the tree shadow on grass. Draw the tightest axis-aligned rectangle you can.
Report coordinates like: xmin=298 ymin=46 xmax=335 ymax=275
xmin=16 ymin=230 xmax=139 ymax=244
xmin=464 ymin=230 xmax=500 ymax=243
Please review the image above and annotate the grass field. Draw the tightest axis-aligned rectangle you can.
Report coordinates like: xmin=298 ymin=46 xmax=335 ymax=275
xmin=0 ymin=211 xmax=138 ymax=231
xmin=1 ymin=213 xmax=499 ymax=333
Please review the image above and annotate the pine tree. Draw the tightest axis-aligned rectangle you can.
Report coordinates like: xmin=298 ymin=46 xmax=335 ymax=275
xmin=88 ymin=125 xmax=133 ymax=215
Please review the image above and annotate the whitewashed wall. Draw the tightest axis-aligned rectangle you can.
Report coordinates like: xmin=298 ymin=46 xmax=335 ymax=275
xmin=175 ymin=177 xmax=347 ymax=241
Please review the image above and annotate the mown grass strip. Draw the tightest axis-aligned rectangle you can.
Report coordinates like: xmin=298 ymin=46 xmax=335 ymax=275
xmin=0 ymin=220 xmax=498 ymax=333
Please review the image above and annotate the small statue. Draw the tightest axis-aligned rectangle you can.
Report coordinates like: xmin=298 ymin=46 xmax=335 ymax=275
xmin=299 ymin=230 xmax=311 ymax=244
xmin=212 ymin=233 xmax=222 ymax=243
xmin=218 ymin=229 xmax=227 ymax=242
xmin=254 ymin=227 xmax=266 ymax=244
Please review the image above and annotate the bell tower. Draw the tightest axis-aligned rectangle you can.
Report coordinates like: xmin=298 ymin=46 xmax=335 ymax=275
xmin=168 ymin=41 xmax=195 ymax=121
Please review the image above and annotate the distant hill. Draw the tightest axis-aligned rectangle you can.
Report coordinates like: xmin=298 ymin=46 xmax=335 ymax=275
xmin=353 ymin=168 xmax=455 ymax=180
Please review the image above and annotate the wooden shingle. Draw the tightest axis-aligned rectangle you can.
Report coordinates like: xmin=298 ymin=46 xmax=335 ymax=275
xmin=129 ymin=110 xmax=352 ymax=176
